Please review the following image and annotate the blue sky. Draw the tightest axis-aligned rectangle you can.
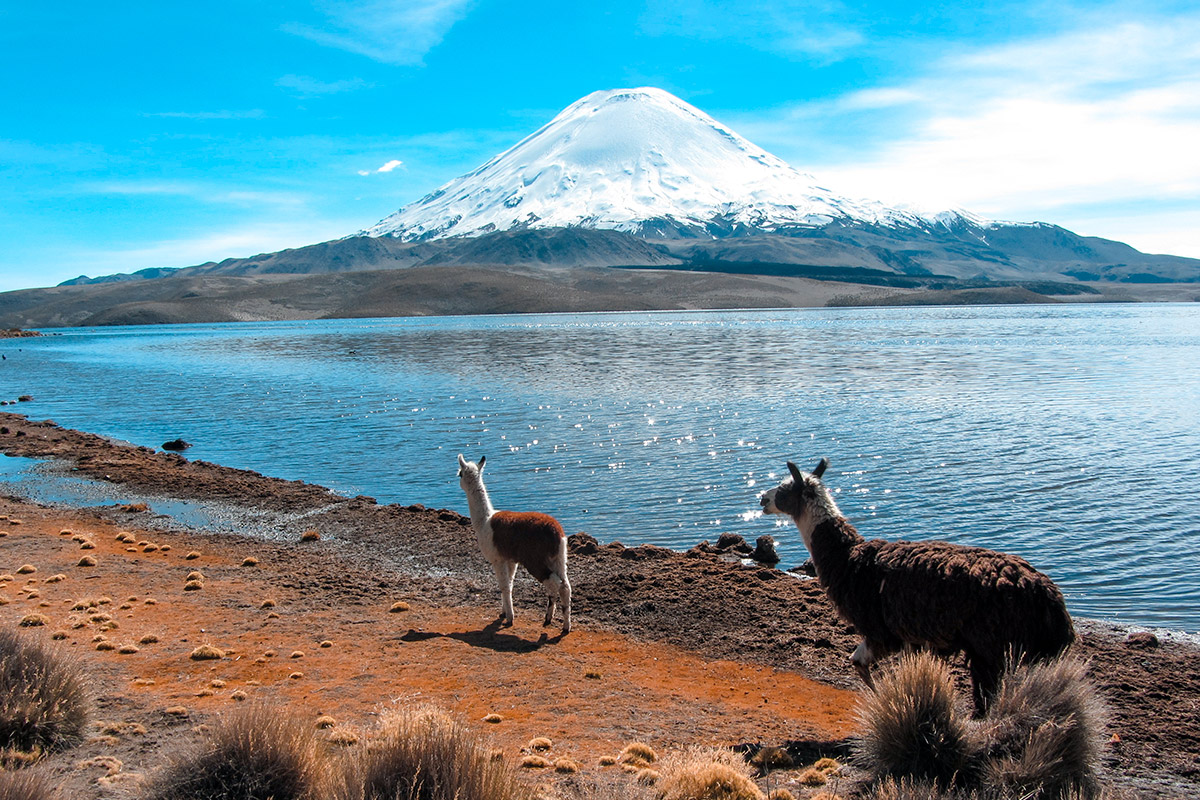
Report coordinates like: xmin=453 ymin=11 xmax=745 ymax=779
xmin=2 ymin=1 xmax=1198 ymax=292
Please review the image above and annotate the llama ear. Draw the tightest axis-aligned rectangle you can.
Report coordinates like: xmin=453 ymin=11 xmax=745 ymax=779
xmin=812 ymin=458 xmax=829 ymax=479
xmin=478 ymin=455 xmax=486 ymax=471
xmin=787 ymin=461 xmax=804 ymax=483
xmin=457 ymin=454 xmax=468 ymax=469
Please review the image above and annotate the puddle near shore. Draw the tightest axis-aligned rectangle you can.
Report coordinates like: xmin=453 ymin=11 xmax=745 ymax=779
xmin=0 ymin=454 xmax=331 ymax=541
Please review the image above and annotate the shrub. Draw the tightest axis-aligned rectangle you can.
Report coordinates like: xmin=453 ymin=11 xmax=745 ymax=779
xmin=334 ymin=707 xmax=531 ymax=800
xmin=978 ymin=656 xmax=1107 ymax=799
xmin=853 ymin=651 xmax=976 ymax=788
xmin=854 ymin=653 xmax=1107 ymax=800
xmin=656 ymin=746 xmax=763 ymax=800
xmin=0 ymin=629 xmax=90 ymax=756
xmin=144 ymin=704 xmax=320 ymax=800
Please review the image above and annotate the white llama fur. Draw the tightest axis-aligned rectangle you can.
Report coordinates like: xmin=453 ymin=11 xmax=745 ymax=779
xmin=457 ymin=454 xmax=571 ymax=633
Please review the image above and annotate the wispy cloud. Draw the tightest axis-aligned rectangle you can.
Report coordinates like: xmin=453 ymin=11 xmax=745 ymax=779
xmin=55 ymin=219 xmax=366 ymax=283
xmin=285 ymin=0 xmax=475 ymax=65
xmin=277 ymin=74 xmax=371 ymax=98
xmin=357 ymin=159 xmax=404 ymax=176
xmin=79 ymin=180 xmax=311 ymax=210
xmin=752 ymin=12 xmax=1200 ymax=255
xmin=142 ymin=110 xmax=266 ymax=120
xmin=641 ymin=0 xmax=864 ymax=61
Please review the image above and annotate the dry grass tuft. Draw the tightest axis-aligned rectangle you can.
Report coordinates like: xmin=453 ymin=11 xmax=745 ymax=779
xmin=95 ymin=642 xmax=116 ymax=652
xmin=184 ymin=551 xmax=201 ymax=560
xmin=0 ymin=769 xmax=58 ymax=800
xmin=618 ymin=741 xmax=658 ymax=764
xmin=185 ymin=570 xmax=204 ymax=582
xmin=797 ymin=767 xmax=827 ymax=786
xmin=655 ymin=746 xmax=764 ymax=800
xmin=189 ymin=644 xmax=225 ymax=661
xmin=143 ymin=704 xmax=320 ymax=800
xmin=300 ymin=529 xmax=321 ymax=542
xmin=854 ymin=651 xmax=974 ymax=789
xmin=389 ymin=601 xmax=410 ymax=613
xmin=183 ymin=580 xmax=204 ymax=592
xmin=315 ymin=715 xmax=336 ymax=729
xmin=750 ymin=746 xmax=793 ymax=770
xmin=117 ymin=644 xmax=139 ymax=655
xmin=520 ymin=755 xmax=552 ymax=769
xmin=978 ymin=655 xmax=1108 ymax=799
xmin=813 ymin=757 xmax=840 ymax=775
xmin=261 ymin=599 xmax=277 ymax=609
xmin=230 ymin=691 xmax=248 ymax=703
xmin=16 ymin=565 xmax=37 ymax=575
xmin=18 ymin=615 xmax=49 ymax=627
xmin=482 ymin=714 xmax=502 ymax=724
xmin=242 ymin=557 xmax=259 ymax=567
xmin=767 ymin=790 xmax=797 ymax=800
xmin=637 ymin=768 xmax=660 ymax=785
xmin=139 ymin=634 xmax=159 ymax=645
xmin=553 ymin=758 xmax=579 ymax=773
xmin=0 ymin=629 xmax=90 ymax=757
xmin=854 ymin=653 xmax=1107 ymax=800
xmin=527 ymin=736 xmax=553 ymax=752
xmin=598 ymin=755 xmax=617 ymax=767
xmin=331 ymin=707 xmax=532 ymax=800
xmin=42 ymin=574 xmax=65 ymax=584
xmin=320 ymin=640 xmax=333 ymax=648
xmin=327 ymin=727 xmax=359 ymax=747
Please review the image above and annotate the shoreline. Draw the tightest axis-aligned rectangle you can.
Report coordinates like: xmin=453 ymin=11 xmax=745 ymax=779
xmin=3 ymin=411 xmax=1199 ymax=797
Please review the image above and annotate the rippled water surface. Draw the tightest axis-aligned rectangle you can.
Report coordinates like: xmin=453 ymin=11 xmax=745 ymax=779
xmin=2 ymin=305 xmax=1198 ymax=631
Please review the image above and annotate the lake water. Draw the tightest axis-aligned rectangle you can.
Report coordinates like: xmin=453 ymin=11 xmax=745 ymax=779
xmin=2 ymin=305 xmax=1198 ymax=632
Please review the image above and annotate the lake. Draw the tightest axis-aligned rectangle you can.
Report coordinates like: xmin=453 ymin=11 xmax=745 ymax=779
xmin=2 ymin=304 xmax=1198 ymax=632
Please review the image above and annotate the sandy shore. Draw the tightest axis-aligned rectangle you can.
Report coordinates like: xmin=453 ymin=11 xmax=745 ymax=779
xmin=2 ymin=411 xmax=1198 ymax=798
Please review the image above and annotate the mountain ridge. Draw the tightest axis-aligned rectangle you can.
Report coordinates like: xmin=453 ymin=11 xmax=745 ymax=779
xmin=14 ymin=86 xmax=1200 ymax=325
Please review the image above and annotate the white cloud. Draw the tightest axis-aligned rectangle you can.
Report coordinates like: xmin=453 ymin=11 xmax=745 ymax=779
xmin=357 ymin=159 xmax=405 ymax=176
xmin=763 ymin=13 xmax=1200 ymax=257
xmin=285 ymin=0 xmax=474 ymax=65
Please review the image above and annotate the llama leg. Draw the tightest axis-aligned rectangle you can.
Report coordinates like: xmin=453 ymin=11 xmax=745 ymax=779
xmin=492 ymin=562 xmax=516 ymax=625
xmin=541 ymin=574 xmax=562 ymax=626
xmin=501 ymin=561 xmax=517 ymax=625
xmin=851 ymin=641 xmax=876 ymax=689
xmin=559 ymin=576 xmax=571 ymax=634
xmin=968 ymin=654 xmax=1002 ymax=715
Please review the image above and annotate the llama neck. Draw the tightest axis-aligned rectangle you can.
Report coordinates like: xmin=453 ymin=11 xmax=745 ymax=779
xmin=462 ymin=477 xmax=495 ymax=531
xmin=792 ymin=487 xmax=863 ymax=585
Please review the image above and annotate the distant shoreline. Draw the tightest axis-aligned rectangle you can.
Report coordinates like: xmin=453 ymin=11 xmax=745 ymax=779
xmin=2 ymin=264 xmax=1198 ymax=329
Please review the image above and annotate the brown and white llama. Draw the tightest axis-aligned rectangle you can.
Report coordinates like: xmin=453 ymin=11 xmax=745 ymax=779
xmin=760 ymin=458 xmax=1074 ymax=712
xmin=457 ymin=454 xmax=571 ymax=634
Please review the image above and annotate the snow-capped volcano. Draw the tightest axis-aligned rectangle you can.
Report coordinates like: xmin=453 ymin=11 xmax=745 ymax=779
xmin=364 ymin=87 xmax=933 ymax=241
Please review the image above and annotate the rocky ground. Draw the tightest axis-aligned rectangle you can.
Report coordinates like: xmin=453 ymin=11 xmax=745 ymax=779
xmin=1 ymin=411 xmax=1198 ymax=798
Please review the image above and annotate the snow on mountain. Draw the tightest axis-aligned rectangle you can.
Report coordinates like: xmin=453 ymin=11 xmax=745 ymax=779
xmin=364 ymin=87 xmax=950 ymax=242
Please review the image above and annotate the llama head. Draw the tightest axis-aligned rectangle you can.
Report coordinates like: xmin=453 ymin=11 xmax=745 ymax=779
xmin=760 ymin=458 xmax=830 ymax=521
xmin=457 ymin=453 xmax=486 ymax=488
